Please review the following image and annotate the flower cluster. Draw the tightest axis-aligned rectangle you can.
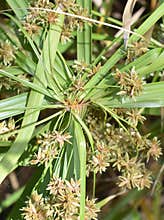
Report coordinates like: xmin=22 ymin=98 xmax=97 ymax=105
xmin=113 ymin=108 xmax=146 ymax=127
xmin=55 ymin=0 xmax=77 ymax=10
xmin=0 ymin=118 xmax=15 ymax=141
xmin=63 ymin=62 xmax=101 ymax=114
xmin=146 ymin=137 xmax=162 ymax=162
xmin=23 ymin=0 xmax=58 ymax=36
xmin=22 ymin=177 xmax=99 ymax=220
xmin=58 ymin=1 xmax=89 ymax=44
xmin=31 ymin=130 xmax=71 ymax=166
xmin=127 ymin=40 xmax=148 ymax=62
xmin=21 ymin=191 xmax=53 ymax=220
xmin=24 ymin=0 xmax=89 ymax=43
xmin=68 ymin=61 xmax=101 ymax=93
xmin=114 ymin=67 xmax=144 ymax=98
xmin=85 ymin=109 xmax=162 ymax=190
xmin=87 ymin=141 xmax=111 ymax=175
xmin=0 ymin=41 xmax=16 ymax=66
xmin=0 ymin=74 xmax=30 ymax=94
xmin=118 ymin=162 xmax=152 ymax=190
xmin=72 ymin=61 xmax=101 ymax=77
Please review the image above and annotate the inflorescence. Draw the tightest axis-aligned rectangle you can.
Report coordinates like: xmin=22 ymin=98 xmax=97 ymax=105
xmin=22 ymin=177 xmax=99 ymax=220
xmin=23 ymin=0 xmax=89 ymax=43
xmin=86 ymin=108 xmax=162 ymax=190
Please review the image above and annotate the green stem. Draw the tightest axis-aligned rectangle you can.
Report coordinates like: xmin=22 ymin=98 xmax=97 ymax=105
xmin=84 ymin=0 xmax=92 ymax=64
xmin=76 ymin=0 xmax=92 ymax=219
xmin=93 ymin=171 xmax=96 ymax=198
xmin=77 ymin=0 xmax=92 ymax=64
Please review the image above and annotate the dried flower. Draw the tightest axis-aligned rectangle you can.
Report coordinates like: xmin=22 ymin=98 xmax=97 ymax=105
xmin=0 ymin=118 xmax=15 ymax=141
xmin=126 ymin=109 xmax=146 ymax=127
xmin=31 ymin=131 xmax=71 ymax=165
xmin=55 ymin=0 xmax=76 ymax=10
xmin=88 ymin=63 xmax=101 ymax=77
xmin=47 ymin=176 xmax=65 ymax=196
xmin=92 ymin=153 xmax=110 ymax=174
xmin=22 ymin=177 xmax=99 ymax=220
xmin=138 ymin=171 xmax=152 ymax=190
xmin=72 ymin=61 xmax=101 ymax=79
xmin=113 ymin=153 xmax=137 ymax=172
xmin=30 ymin=145 xmax=59 ymax=165
xmin=23 ymin=0 xmax=57 ymax=36
xmin=23 ymin=0 xmax=89 ymax=43
xmin=72 ymin=60 xmax=90 ymax=74
xmin=47 ymin=12 xmax=59 ymax=24
xmin=118 ymin=164 xmax=152 ymax=190
xmin=48 ymin=177 xmax=99 ymax=219
xmin=0 ymin=41 xmax=16 ymax=66
xmin=127 ymin=40 xmax=148 ymax=62
xmin=85 ymin=198 xmax=99 ymax=220
xmin=72 ymin=78 xmax=85 ymax=91
xmin=115 ymin=67 xmax=144 ymax=98
xmin=147 ymin=137 xmax=162 ymax=162
xmin=23 ymin=22 xmax=41 ymax=36
xmin=61 ymin=25 xmax=72 ymax=44
xmin=87 ymin=141 xmax=111 ymax=174
xmin=22 ymin=191 xmax=53 ymax=220
xmin=85 ymin=108 xmax=160 ymax=191
xmin=118 ymin=174 xmax=132 ymax=189
xmin=73 ymin=8 xmax=90 ymax=31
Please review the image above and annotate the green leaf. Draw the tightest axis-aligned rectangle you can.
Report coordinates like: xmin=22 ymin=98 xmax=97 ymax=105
xmin=0 ymin=187 xmax=25 ymax=213
xmin=120 ymin=48 xmax=163 ymax=76
xmin=72 ymin=112 xmax=94 ymax=151
xmin=74 ymin=121 xmax=86 ymax=220
xmin=1 ymin=67 xmax=26 ymax=76
xmin=72 ymin=119 xmax=80 ymax=180
xmin=0 ymin=93 xmax=27 ymax=120
xmin=77 ymin=0 xmax=92 ymax=64
xmin=6 ymin=0 xmax=28 ymax=19
xmin=138 ymin=50 xmax=164 ymax=76
xmin=16 ymin=51 xmax=36 ymax=75
xmin=95 ymin=82 xmax=164 ymax=108
xmin=0 ymin=69 xmax=53 ymax=98
xmin=96 ymin=195 xmax=119 ymax=209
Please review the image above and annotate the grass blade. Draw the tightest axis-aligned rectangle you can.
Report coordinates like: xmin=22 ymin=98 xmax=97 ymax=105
xmin=77 ymin=0 xmax=92 ymax=64
xmin=96 ymin=82 xmax=164 ymax=108
xmin=0 ymin=93 xmax=27 ymax=120
xmin=74 ymin=121 xmax=86 ymax=220
xmin=6 ymin=0 xmax=28 ymax=19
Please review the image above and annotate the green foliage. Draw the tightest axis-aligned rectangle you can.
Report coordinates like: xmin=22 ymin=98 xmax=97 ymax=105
xmin=0 ymin=0 xmax=164 ymax=219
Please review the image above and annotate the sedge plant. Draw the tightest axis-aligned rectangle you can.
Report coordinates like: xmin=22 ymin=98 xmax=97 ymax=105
xmin=0 ymin=0 xmax=164 ymax=219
